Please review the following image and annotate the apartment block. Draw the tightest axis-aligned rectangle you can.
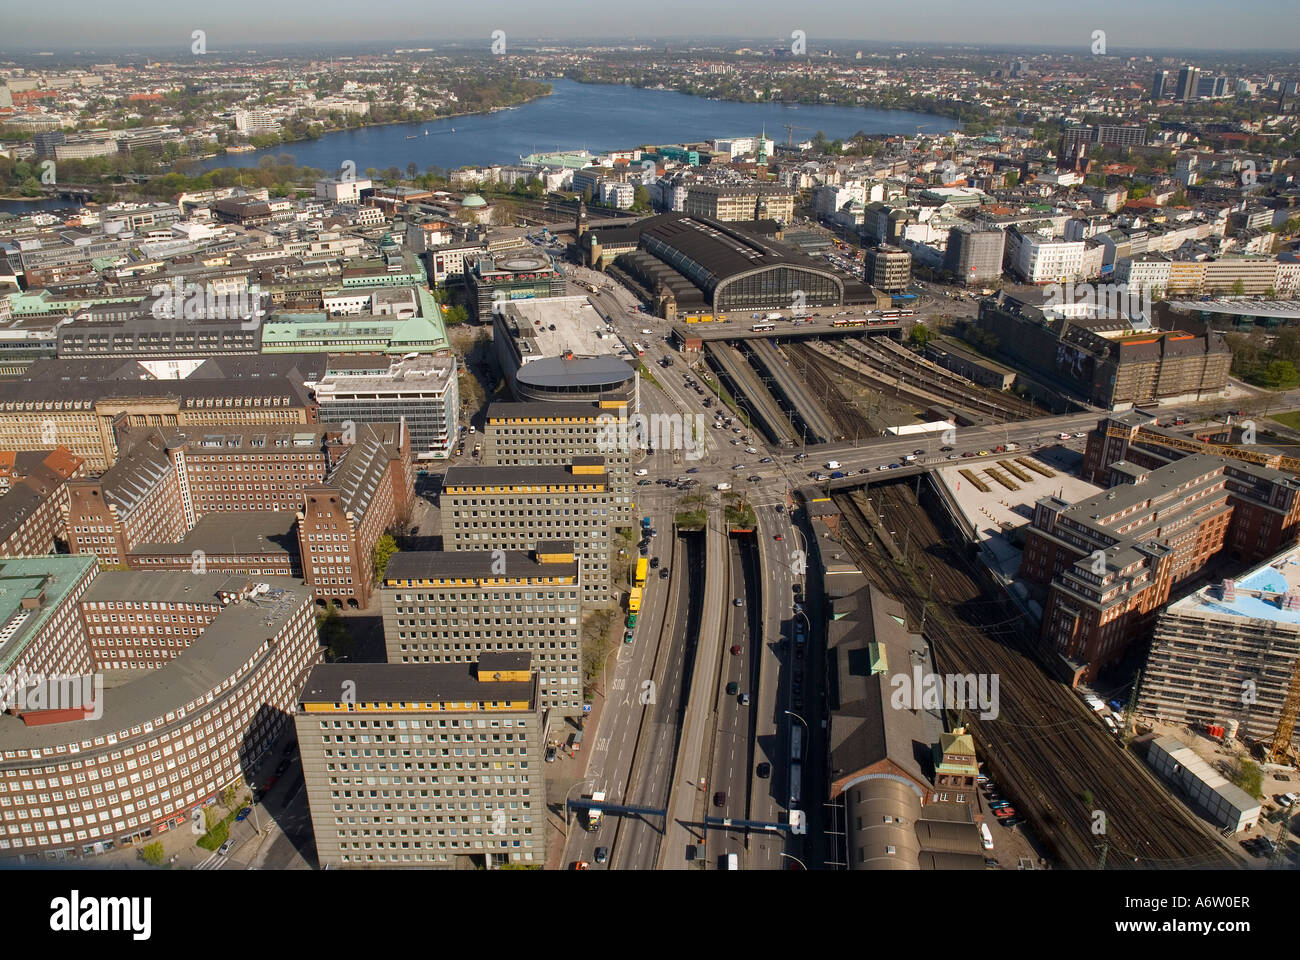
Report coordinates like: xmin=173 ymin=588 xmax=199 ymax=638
xmin=1139 ymin=546 xmax=1300 ymax=751
xmin=683 ymin=183 xmax=795 ymax=223
xmin=295 ymin=658 xmax=545 ymax=868
xmin=382 ymin=545 xmax=583 ymax=717
xmin=439 ymin=461 xmax=612 ymax=605
xmin=314 ymin=355 xmax=459 ymax=461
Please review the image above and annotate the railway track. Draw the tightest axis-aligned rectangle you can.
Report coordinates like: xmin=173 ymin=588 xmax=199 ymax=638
xmin=832 ymin=483 xmax=1237 ymax=870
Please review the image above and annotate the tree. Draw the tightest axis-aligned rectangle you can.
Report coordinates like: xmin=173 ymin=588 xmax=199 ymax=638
xmin=1231 ymin=279 xmax=1247 ymax=296
xmin=632 ymin=185 xmax=651 ymax=212
xmin=139 ymin=841 xmax=166 ymax=866
xmin=406 ymin=162 xmax=418 ymax=180
xmin=909 ymin=322 xmax=934 ymax=346
xmin=1003 ymin=171 xmax=1019 ymax=189
xmin=317 ymin=606 xmax=351 ymax=661
xmin=373 ymin=534 xmax=399 ymax=581
xmin=442 ymin=304 xmax=469 ymax=325
xmin=1230 ymin=758 xmax=1264 ymax=799
xmin=222 ymin=784 xmax=238 ymax=808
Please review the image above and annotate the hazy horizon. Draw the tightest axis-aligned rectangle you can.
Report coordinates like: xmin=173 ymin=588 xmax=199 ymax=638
xmin=4 ymin=0 xmax=1299 ymax=55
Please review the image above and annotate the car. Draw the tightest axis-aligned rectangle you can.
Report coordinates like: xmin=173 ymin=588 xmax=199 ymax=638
xmin=713 ymin=791 xmax=727 ymax=808
xmin=977 ymin=450 xmax=990 ymax=457
xmin=793 ymin=453 xmax=808 ymax=461
xmin=733 ymin=464 xmax=746 ymax=471
xmin=638 ymin=543 xmax=649 ymax=555
xmin=759 ymin=457 xmax=773 ymax=464
xmin=858 ymin=467 xmax=872 ymax=474
xmin=634 ymin=468 xmax=649 ymax=476
xmin=638 ymin=478 xmax=653 ymax=486
xmin=730 ymin=437 xmax=741 ymax=445
xmin=1073 ymin=432 xmax=1086 ymax=439
xmin=218 ymin=839 xmax=234 ymax=856
xmin=726 ymin=682 xmax=739 ymax=695
xmin=571 ymin=860 xmax=591 ymax=870
xmin=757 ymin=762 xmax=771 ymax=779
xmin=877 ymin=464 xmax=888 ymax=471
xmin=545 ymin=745 xmax=557 ymax=763
xmin=739 ymin=693 xmax=750 ymax=705
xmin=650 ymin=556 xmax=660 ymax=568
xmin=687 ymin=467 xmax=700 ymax=473
xmin=914 ymin=449 xmax=925 ymax=456
xmin=1276 ymin=792 xmax=1300 ymax=806
xmin=988 ymin=800 xmax=1011 ymax=809
xmin=940 ymin=446 xmax=954 ymax=452
xmin=659 ymin=568 xmax=670 ymax=580
xmin=774 ymin=534 xmax=784 ymax=541
xmin=999 ymin=816 xmax=1025 ymax=828
xmin=1057 ymin=432 xmax=1072 ymax=440
xmin=961 ymin=451 xmax=974 ymax=458
xmin=594 ymin=846 xmax=609 ymax=864
xmin=624 ymin=630 xmax=634 ymax=644
xmin=814 ymin=473 xmax=831 ymax=481
xmin=235 ymin=806 xmax=252 ymax=822
xmin=745 ymin=447 xmax=758 ymax=455
xmin=947 ymin=454 xmax=959 ymax=460
xmin=734 ymin=597 xmax=744 ymax=606
xmin=830 ymin=471 xmax=846 ymax=479
xmin=993 ymin=806 xmax=1018 ymax=818
xmin=887 ymin=463 xmax=900 ymax=470
xmin=748 ymin=474 xmax=763 ymax=482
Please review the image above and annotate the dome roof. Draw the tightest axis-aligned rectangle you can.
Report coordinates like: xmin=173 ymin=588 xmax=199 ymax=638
xmin=462 ymin=194 xmax=487 ymax=208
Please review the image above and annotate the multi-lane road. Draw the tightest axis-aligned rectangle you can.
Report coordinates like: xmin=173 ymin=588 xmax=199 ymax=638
xmin=555 ymin=254 xmax=1300 ymax=870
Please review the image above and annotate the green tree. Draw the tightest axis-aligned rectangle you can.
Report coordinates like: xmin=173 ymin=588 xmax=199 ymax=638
xmin=317 ymin=606 xmax=352 ymax=661
xmin=1003 ymin=171 xmax=1019 ymax=188
xmin=909 ymin=322 xmax=934 ymax=346
xmin=442 ymin=304 xmax=469 ymax=325
xmin=373 ymin=533 xmax=399 ymax=581
xmin=139 ymin=841 xmax=166 ymax=866
xmin=1231 ymin=279 xmax=1247 ymax=296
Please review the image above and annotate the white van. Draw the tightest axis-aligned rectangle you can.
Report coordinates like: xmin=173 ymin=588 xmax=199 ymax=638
xmin=824 ymin=460 xmax=841 ymax=470
xmin=980 ymin=822 xmax=994 ymax=850
xmin=715 ymin=482 xmax=732 ymax=491
xmin=634 ymin=468 xmax=649 ymax=476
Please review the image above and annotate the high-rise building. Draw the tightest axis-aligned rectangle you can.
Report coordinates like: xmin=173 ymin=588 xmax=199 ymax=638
xmin=1175 ymin=65 xmax=1202 ymax=102
xmin=382 ymin=545 xmax=583 ymax=717
xmin=1138 ymin=545 xmax=1300 ymax=752
xmin=439 ymin=460 xmax=613 ymax=605
xmin=1151 ymin=69 xmax=1170 ymax=101
xmin=295 ymin=657 xmax=545 ymax=868
xmin=480 ymin=401 xmax=634 ymax=524
xmin=314 ymin=355 xmax=459 ymax=461
xmin=944 ymin=227 xmax=1006 ymax=285
xmin=864 ymin=244 xmax=912 ymax=294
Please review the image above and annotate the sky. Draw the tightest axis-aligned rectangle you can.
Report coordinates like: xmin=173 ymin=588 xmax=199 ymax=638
xmin=5 ymin=0 xmax=1300 ymax=53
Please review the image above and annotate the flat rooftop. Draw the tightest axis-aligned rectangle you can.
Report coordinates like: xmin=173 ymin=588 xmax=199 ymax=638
xmin=384 ymin=548 xmax=578 ymax=583
xmin=299 ymin=662 xmax=536 ymax=708
xmin=0 ymin=555 xmax=98 ymax=673
xmin=503 ymin=296 xmax=633 ymax=362
xmin=0 ymin=574 xmax=312 ymax=751
xmin=1169 ymin=546 xmax=1300 ymax=627
xmin=130 ymin=511 xmax=299 ymax=557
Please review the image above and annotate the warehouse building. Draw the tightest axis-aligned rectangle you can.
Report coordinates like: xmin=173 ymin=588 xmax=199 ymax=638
xmin=1145 ymin=736 xmax=1261 ymax=833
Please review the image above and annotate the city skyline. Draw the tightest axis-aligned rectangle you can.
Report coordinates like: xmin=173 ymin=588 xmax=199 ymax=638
xmin=4 ymin=0 xmax=1300 ymax=53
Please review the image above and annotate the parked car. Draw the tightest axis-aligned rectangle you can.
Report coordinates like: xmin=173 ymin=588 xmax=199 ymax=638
xmin=994 ymin=806 xmax=1018 ymax=819
xmin=1000 ymin=816 xmax=1025 ymax=827
xmin=235 ymin=807 xmax=251 ymax=822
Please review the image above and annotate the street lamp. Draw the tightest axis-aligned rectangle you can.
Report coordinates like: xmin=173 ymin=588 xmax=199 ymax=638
xmin=563 ymin=777 xmax=597 ymax=834
xmin=779 ymin=852 xmax=808 ymax=870
xmin=784 ymin=709 xmax=809 ymax=732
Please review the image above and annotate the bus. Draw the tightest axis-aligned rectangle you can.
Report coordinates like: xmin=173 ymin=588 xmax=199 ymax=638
xmin=750 ymin=322 xmax=775 ymax=332
xmin=789 ymin=762 xmax=802 ymax=807
xmin=634 ymin=558 xmax=648 ymax=589
xmin=632 ymin=342 xmax=646 ymax=356
xmin=790 ymin=727 xmax=802 ymax=762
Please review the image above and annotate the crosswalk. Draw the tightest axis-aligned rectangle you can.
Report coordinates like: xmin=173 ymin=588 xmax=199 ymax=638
xmin=194 ymin=850 xmax=228 ymax=871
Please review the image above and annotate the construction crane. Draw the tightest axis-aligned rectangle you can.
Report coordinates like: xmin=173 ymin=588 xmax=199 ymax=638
xmin=1266 ymin=654 xmax=1300 ymax=765
xmin=782 ymin=123 xmax=814 ymax=147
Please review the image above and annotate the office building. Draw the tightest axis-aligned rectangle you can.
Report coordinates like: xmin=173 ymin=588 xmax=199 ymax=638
xmin=864 ymin=245 xmax=912 ymax=294
xmin=1021 ymin=451 xmax=1300 ymax=684
xmin=944 ymin=227 xmax=1006 ymax=286
xmin=295 ymin=658 xmax=545 ymax=868
xmin=314 ymin=354 xmax=459 ymax=461
xmin=491 ymin=297 xmax=639 ymax=407
xmin=463 ymin=250 xmax=567 ymax=322
xmin=1151 ymin=69 xmax=1170 ymax=101
xmin=0 ymin=566 xmax=317 ymax=860
xmin=439 ymin=461 xmax=612 ymax=605
xmin=382 ymin=545 xmax=583 ymax=717
xmin=480 ymin=401 xmax=633 ymax=524
xmin=1175 ymin=65 xmax=1202 ymax=102
xmin=683 ymin=183 xmax=795 ymax=223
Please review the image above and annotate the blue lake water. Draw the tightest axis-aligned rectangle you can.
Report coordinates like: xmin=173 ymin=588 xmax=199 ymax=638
xmin=194 ymin=78 xmax=957 ymax=175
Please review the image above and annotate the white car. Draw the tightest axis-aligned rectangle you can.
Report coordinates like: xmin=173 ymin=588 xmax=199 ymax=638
xmin=634 ymin=468 xmax=649 ymax=476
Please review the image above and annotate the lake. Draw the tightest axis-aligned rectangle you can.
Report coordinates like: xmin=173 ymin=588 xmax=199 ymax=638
xmin=195 ymin=78 xmax=956 ymax=175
